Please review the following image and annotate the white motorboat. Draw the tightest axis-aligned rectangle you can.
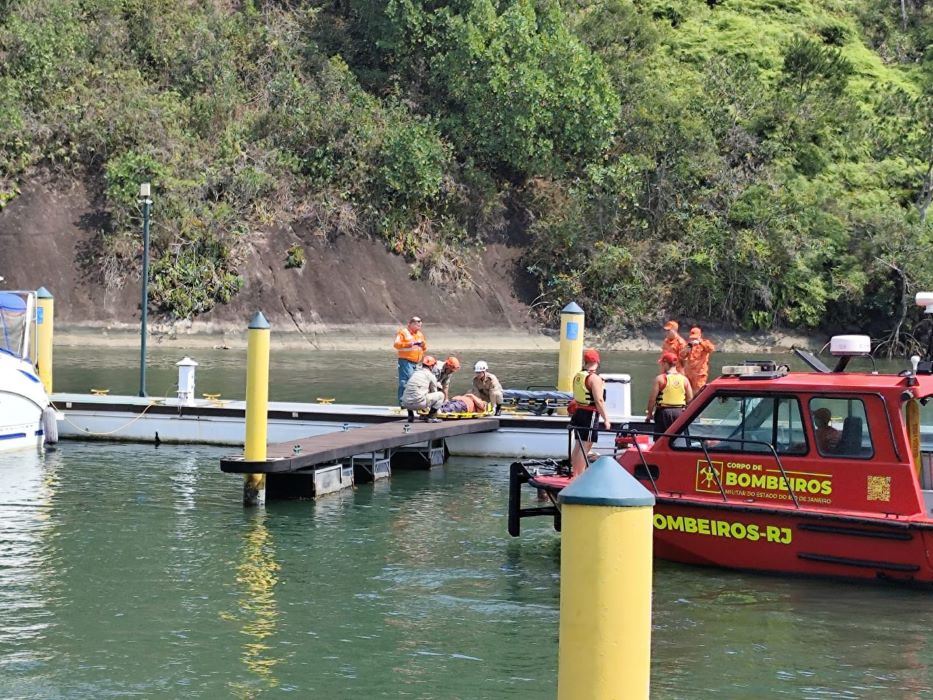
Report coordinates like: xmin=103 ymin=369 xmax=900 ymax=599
xmin=0 ymin=290 xmax=53 ymax=451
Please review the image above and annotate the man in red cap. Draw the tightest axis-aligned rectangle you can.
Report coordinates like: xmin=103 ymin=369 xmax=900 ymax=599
xmin=681 ymin=326 xmax=716 ymax=392
xmin=661 ymin=320 xmax=686 ymax=371
xmin=569 ymin=348 xmax=611 ymax=476
xmin=646 ymin=351 xmax=693 ymax=431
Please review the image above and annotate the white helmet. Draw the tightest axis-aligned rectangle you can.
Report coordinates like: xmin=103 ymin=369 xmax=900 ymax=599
xmin=474 ymin=360 xmax=488 ymax=373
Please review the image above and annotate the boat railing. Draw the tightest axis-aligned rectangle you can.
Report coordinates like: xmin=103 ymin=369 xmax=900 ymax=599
xmin=575 ymin=424 xmax=801 ymax=510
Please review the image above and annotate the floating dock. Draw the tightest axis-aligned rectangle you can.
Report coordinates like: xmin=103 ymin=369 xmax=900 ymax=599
xmin=220 ymin=417 xmax=500 ymax=474
xmin=50 ymin=392 xmax=613 ymax=458
xmin=220 ymin=417 xmax=500 ymax=498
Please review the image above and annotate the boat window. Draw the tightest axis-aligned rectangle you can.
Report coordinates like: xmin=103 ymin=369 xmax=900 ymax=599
xmin=808 ymin=398 xmax=873 ymax=459
xmin=919 ymin=402 xmax=933 ymax=452
xmin=671 ymin=394 xmax=806 ymax=455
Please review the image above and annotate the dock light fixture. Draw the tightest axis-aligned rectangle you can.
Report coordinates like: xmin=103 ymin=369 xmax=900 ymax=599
xmin=138 ymin=182 xmax=152 ymax=397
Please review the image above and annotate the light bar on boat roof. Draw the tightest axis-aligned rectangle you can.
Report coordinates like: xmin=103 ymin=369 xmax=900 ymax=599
xmin=720 ymin=361 xmax=787 ymax=379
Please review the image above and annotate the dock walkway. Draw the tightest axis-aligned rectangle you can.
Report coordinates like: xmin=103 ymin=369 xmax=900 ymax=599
xmin=220 ymin=417 xmax=500 ymax=474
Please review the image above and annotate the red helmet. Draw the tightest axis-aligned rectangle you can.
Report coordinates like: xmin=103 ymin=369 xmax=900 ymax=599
xmin=660 ymin=351 xmax=678 ymax=366
xmin=445 ymin=356 xmax=460 ymax=370
xmin=583 ymin=348 xmax=601 ymax=365
xmin=422 ymin=355 xmax=437 ymax=367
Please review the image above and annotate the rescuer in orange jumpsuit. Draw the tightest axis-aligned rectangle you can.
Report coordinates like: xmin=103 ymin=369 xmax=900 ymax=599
xmin=660 ymin=320 xmax=686 ymax=371
xmin=680 ymin=326 xmax=716 ymax=393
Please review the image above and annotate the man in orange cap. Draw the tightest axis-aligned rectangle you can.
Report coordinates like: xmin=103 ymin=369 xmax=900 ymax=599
xmin=401 ymin=355 xmax=445 ymax=422
xmin=661 ymin=320 xmax=686 ymax=371
xmin=569 ymin=348 xmax=611 ymax=476
xmin=681 ymin=326 xmax=716 ymax=392
xmin=646 ymin=351 xmax=693 ymax=431
xmin=431 ymin=356 xmax=461 ymax=400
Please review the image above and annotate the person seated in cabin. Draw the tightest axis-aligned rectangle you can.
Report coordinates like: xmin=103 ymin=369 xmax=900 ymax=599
xmin=401 ymin=356 xmax=445 ymax=423
xmin=439 ymin=393 xmax=488 ymax=414
xmin=813 ymin=407 xmax=841 ymax=454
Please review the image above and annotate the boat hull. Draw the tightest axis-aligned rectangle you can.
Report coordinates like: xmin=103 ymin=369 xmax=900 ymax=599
xmin=652 ymin=499 xmax=933 ymax=585
xmin=0 ymin=354 xmax=48 ymax=452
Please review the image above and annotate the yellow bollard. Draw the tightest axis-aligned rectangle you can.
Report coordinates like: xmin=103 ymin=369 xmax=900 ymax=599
xmin=35 ymin=287 xmax=54 ymax=394
xmin=557 ymin=456 xmax=655 ymax=700
xmin=557 ymin=301 xmax=585 ymax=392
xmin=244 ymin=312 xmax=270 ymax=506
xmin=907 ymin=399 xmax=921 ymax=479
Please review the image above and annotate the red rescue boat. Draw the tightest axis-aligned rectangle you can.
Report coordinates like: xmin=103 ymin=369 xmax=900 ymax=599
xmin=509 ymin=325 xmax=933 ymax=586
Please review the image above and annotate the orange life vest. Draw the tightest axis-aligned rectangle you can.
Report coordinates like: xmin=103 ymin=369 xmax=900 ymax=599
xmin=394 ymin=327 xmax=426 ymax=363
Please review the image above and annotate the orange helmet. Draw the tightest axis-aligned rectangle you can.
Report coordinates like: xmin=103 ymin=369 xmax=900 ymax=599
xmin=422 ymin=355 xmax=437 ymax=367
xmin=445 ymin=356 xmax=461 ymax=370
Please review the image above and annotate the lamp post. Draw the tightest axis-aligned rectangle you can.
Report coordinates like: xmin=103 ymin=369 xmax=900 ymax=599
xmin=138 ymin=182 xmax=152 ymax=397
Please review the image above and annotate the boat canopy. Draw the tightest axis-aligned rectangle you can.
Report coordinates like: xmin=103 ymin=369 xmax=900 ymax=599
xmin=0 ymin=291 xmax=29 ymax=357
xmin=0 ymin=292 xmax=26 ymax=312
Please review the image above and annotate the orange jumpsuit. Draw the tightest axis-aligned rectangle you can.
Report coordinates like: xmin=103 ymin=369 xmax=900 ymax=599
xmin=661 ymin=335 xmax=687 ymax=371
xmin=682 ymin=339 xmax=716 ymax=391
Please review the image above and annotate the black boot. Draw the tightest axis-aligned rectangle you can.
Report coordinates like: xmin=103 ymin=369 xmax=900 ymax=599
xmin=423 ymin=409 xmax=441 ymax=423
xmin=406 ymin=409 xmax=415 ymax=422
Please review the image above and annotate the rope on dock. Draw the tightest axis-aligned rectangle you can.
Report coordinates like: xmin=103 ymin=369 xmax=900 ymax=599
xmin=51 ymin=384 xmax=175 ymax=436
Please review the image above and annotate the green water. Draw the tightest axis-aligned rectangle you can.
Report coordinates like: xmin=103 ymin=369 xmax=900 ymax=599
xmin=2 ymin=347 xmax=931 ymax=697
xmin=51 ymin=345 xmax=823 ymax=406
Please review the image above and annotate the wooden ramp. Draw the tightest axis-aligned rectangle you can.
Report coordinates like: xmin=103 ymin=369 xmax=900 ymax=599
xmin=220 ymin=417 xmax=500 ymax=474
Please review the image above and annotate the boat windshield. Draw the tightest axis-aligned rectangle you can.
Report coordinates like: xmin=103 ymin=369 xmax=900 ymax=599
xmin=671 ymin=394 xmax=807 ymax=455
xmin=0 ymin=291 xmax=29 ymax=358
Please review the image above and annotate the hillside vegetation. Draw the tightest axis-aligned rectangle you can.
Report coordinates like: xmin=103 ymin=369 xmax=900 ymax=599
xmin=0 ymin=0 xmax=931 ymax=349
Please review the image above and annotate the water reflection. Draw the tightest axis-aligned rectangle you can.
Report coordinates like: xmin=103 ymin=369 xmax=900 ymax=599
xmin=4 ymin=419 xmax=933 ymax=696
xmin=0 ymin=448 xmax=60 ymax=664
xmin=228 ymin=511 xmax=281 ymax=698
xmin=651 ymin=562 xmax=933 ymax=699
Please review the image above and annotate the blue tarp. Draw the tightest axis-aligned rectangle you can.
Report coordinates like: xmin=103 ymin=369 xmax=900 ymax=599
xmin=503 ymin=389 xmax=572 ymax=415
xmin=503 ymin=389 xmax=572 ymax=403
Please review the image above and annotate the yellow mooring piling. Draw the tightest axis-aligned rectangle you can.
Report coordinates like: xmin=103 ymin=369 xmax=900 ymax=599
xmin=556 ymin=301 xmax=585 ymax=392
xmin=35 ymin=287 xmax=54 ymax=394
xmin=557 ymin=456 xmax=655 ymax=700
xmin=244 ymin=311 xmax=270 ymax=506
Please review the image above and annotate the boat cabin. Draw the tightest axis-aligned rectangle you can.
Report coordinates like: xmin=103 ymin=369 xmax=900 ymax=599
xmin=619 ymin=334 xmax=933 ymax=520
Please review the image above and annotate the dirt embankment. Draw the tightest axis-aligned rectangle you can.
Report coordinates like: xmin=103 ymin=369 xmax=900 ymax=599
xmin=0 ymin=174 xmax=815 ymax=352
